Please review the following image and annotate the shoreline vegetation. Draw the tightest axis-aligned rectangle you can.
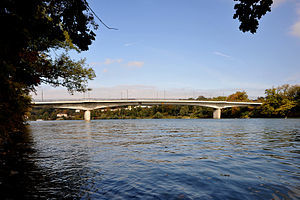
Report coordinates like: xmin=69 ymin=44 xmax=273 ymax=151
xmin=29 ymin=84 xmax=300 ymax=121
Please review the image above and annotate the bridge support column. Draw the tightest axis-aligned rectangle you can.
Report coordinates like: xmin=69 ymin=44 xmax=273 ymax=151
xmin=84 ymin=110 xmax=91 ymax=121
xmin=213 ymin=108 xmax=221 ymax=119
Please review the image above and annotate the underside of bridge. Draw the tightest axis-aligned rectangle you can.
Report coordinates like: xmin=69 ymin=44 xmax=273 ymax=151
xmin=84 ymin=107 xmax=222 ymax=120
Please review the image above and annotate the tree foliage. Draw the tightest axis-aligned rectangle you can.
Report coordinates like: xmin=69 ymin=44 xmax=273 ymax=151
xmin=1 ymin=0 xmax=97 ymax=140
xmin=227 ymin=91 xmax=248 ymax=101
xmin=261 ymin=85 xmax=299 ymax=117
xmin=233 ymin=0 xmax=273 ymax=33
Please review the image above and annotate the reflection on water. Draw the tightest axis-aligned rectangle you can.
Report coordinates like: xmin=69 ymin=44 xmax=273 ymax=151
xmin=1 ymin=119 xmax=299 ymax=199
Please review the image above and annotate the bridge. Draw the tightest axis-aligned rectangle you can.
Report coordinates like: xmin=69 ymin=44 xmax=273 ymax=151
xmin=32 ymin=99 xmax=262 ymax=120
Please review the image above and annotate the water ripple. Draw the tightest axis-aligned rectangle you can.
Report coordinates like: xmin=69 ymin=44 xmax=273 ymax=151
xmin=3 ymin=119 xmax=299 ymax=199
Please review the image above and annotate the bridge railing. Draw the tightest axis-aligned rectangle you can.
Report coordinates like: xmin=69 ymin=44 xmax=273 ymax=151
xmin=32 ymin=98 xmax=261 ymax=103
xmin=33 ymin=98 xmax=175 ymax=102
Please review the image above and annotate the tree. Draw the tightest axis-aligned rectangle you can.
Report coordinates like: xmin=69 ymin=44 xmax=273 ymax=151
xmin=153 ymin=112 xmax=163 ymax=119
xmin=1 ymin=0 xmax=98 ymax=141
xmin=233 ymin=0 xmax=273 ymax=33
xmin=286 ymin=85 xmax=300 ymax=117
xmin=227 ymin=91 xmax=248 ymax=102
xmin=211 ymin=96 xmax=227 ymax=101
xmin=197 ymin=96 xmax=207 ymax=101
xmin=225 ymin=91 xmax=249 ymax=117
xmin=261 ymin=85 xmax=298 ymax=117
xmin=179 ymin=106 xmax=189 ymax=117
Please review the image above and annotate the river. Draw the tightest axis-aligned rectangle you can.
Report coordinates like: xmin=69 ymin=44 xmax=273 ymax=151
xmin=1 ymin=119 xmax=299 ymax=199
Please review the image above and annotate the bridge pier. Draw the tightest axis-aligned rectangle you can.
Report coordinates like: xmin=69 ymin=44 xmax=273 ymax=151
xmin=213 ymin=108 xmax=221 ymax=119
xmin=84 ymin=110 xmax=91 ymax=121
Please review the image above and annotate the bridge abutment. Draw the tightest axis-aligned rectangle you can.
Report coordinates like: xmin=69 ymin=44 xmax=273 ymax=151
xmin=84 ymin=110 xmax=91 ymax=121
xmin=213 ymin=108 xmax=221 ymax=119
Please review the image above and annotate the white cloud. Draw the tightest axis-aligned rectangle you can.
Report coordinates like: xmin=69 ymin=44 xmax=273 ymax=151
xmin=290 ymin=5 xmax=300 ymax=38
xmin=90 ymin=59 xmax=123 ymax=66
xmin=124 ymin=43 xmax=134 ymax=47
xmin=92 ymin=59 xmax=144 ymax=69
xmin=285 ymin=72 xmax=300 ymax=83
xmin=271 ymin=1 xmax=300 ymax=38
xmin=272 ymin=0 xmax=289 ymax=7
xmin=104 ymin=58 xmax=123 ymax=65
xmin=291 ymin=20 xmax=300 ymax=37
xmin=103 ymin=58 xmax=113 ymax=65
xmin=213 ymin=51 xmax=232 ymax=59
xmin=126 ymin=61 xmax=144 ymax=68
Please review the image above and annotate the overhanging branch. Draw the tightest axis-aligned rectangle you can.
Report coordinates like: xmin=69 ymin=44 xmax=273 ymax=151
xmin=84 ymin=0 xmax=118 ymax=30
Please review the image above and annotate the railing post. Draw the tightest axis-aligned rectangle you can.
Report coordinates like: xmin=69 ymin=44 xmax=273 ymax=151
xmin=84 ymin=110 xmax=91 ymax=121
xmin=213 ymin=108 xmax=221 ymax=119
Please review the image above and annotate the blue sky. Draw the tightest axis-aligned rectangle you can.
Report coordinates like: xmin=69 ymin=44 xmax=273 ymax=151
xmin=34 ymin=0 xmax=300 ymax=100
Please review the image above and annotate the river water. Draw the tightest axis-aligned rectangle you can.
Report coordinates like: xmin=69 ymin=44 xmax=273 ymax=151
xmin=1 ymin=119 xmax=300 ymax=199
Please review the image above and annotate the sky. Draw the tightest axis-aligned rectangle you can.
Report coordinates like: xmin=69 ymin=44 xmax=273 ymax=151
xmin=33 ymin=0 xmax=300 ymax=100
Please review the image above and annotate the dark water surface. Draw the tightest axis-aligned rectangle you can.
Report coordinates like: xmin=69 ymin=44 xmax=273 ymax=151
xmin=1 ymin=119 xmax=300 ymax=199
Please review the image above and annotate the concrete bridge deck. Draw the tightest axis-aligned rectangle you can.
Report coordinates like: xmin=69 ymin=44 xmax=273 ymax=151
xmin=32 ymin=99 xmax=262 ymax=120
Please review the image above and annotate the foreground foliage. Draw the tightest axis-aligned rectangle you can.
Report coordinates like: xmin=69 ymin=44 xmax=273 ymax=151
xmin=0 ymin=0 xmax=96 ymax=143
xmin=233 ymin=0 xmax=273 ymax=33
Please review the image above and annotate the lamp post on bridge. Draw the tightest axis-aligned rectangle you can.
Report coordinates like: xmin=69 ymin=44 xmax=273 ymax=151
xmin=41 ymin=89 xmax=44 ymax=102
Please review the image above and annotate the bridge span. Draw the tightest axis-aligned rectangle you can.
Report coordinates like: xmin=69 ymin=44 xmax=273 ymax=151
xmin=32 ymin=99 xmax=262 ymax=120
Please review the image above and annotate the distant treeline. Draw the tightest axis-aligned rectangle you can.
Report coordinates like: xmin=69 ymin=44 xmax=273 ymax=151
xmin=29 ymin=84 xmax=300 ymax=120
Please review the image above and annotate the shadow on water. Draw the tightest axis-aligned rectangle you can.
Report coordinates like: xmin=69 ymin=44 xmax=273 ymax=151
xmin=0 ymin=128 xmax=41 ymax=199
xmin=0 ymin=125 xmax=98 ymax=199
